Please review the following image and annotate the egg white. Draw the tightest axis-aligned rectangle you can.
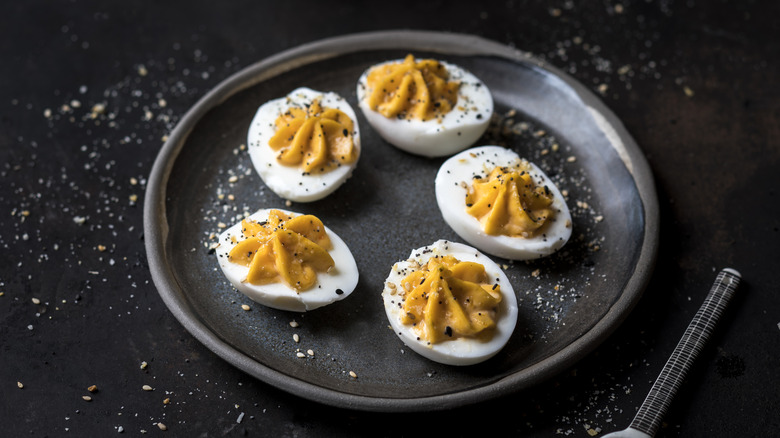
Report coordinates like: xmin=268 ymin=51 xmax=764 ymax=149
xmin=215 ymin=208 xmax=359 ymax=312
xmin=356 ymin=58 xmax=493 ymax=158
xmin=435 ymin=145 xmax=573 ymax=260
xmin=247 ymin=87 xmax=361 ymax=202
xmin=382 ymin=240 xmax=518 ymax=366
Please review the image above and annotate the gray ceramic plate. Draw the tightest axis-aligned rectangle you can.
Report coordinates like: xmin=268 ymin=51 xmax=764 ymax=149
xmin=144 ymin=30 xmax=658 ymax=412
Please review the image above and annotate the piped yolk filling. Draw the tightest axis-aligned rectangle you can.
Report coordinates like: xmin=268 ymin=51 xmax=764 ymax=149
xmin=400 ymin=255 xmax=501 ymax=345
xmin=268 ymin=99 xmax=357 ymax=173
xmin=228 ymin=210 xmax=334 ymax=291
xmin=466 ymin=165 xmax=555 ymax=238
xmin=366 ymin=54 xmax=460 ymax=121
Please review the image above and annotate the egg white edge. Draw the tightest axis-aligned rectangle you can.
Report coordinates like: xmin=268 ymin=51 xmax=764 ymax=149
xmin=215 ymin=208 xmax=359 ymax=312
xmin=356 ymin=59 xmax=493 ymax=157
xmin=435 ymin=145 xmax=573 ymax=260
xmin=381 ymin=240 xmax=519 ymax=366
xmin=247 ymin=87 xmax=361 ymax=202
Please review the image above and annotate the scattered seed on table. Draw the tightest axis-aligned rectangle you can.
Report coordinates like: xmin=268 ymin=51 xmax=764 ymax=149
xmin=241 ymin=304 xmax=251 ymax=311
xmin=140 ymin=361 xmax=148 ymax=370
xmin=88 ymin=385 xmax=98 ymax=393
xmin=307 ymin=349 xmax=314 ymax=356
xmin=163 ymin=398 xmax=170 ymax=405
xmin=289 ymin=320 xmax=299 ymax=328
xmin=142 ymin=385 xmax=153 ymax=391
xmin=293 ymin=334 xmax=300 ymax=343
xmin=32 ymin=297 xmax=40 ymax=304
xmin=17 ymin=381 xmax=24 ymax=389
xmin=349 ymin=371 xmax=357 ymax=379
xmin=82 ymin=395 xmax=92 ymax=402
xmin=296 ymin=352 xmax=305 ymax=358
xmin=157 ymin=423 xmax=168 ymax=431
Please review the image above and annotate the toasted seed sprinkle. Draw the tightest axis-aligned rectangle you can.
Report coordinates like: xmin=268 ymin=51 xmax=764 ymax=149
xmin=157 ymin=423 xmax=168 ymax=431
xmin=140 ymin=361 xmax=148 ymax=370
xmin=88 ymin=385 xmax=98 ymax=393
xmin=531 ymin=269 xmax=541 ymax=278
xmin=142 ymin=385 xmax=153 ymax=391
xmin=32 ymin=297 xmax=41 ymax=305
xmin=293 ymin=334 xmax=300 ymax=343
xmin=97 ymin=245 xmax=107 ymax=252
xmin=17 ymin=381 xmax=24 ymax=389
xmin=289 ymin=320 xmax=299 ymax=328
xmin=307 ymin=349 xmax=314 ymax=356
xmin=241 ymin=304 xmax=251 ymax=311
xmin=129 ymin=194 xmax=138 ymax=202
xmin=228 ymin=175 xmax=238 ymax=183
xmin=566 ymin=155 xmax=577 ymax=163
xmin=82 ymin=395 xmax=92 ymax=402
xmin=296 ymin=352 xmax=306 ymax=358
xmin=349 ymin=371 xmax=357 ymax=379
xmin=163 ymin=398 xmax=171 ymax=405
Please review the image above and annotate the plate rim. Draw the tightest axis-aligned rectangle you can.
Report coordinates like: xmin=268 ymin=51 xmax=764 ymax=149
xmin=143 ymin=29 xmax=659 ymax=412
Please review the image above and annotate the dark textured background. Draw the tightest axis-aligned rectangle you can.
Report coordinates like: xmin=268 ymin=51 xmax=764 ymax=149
xmin=1 ymin=1 xmax=778 ymax=436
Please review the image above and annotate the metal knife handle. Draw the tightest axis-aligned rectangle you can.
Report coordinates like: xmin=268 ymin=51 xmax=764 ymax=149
xmin=629 ymin=268 xmax=741 ymax=436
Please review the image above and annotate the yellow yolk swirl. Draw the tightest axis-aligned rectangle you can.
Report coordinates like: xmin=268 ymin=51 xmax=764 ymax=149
xmin=268 ymin=99 xmax=357 ymax=173
xmin=400 ymin=255 xmax=501 ymax=344
xmin=466 ymin=165 xmax=555 ymax=238
xmin=366 ymin=54 xmax=460 ymax=121
xmin=227 ymin=210 xmax=334 ymax=291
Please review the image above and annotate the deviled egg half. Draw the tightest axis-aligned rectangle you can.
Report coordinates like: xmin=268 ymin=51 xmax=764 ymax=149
xmin=435 ymin=145 xmax=572 ymax=260
xmin=382 ymin=240 xmax=518 ymax=366
xmin=215 ymin=208 xmax=359 ymax=312
xmin=247 ymin=87 xmax=361 ymax=202
xmin=357 ymin=54 xmax=493 ymax=157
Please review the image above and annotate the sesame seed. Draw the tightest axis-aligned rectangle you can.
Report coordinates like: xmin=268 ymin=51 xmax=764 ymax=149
xmin=157 ymin=423 xmax=167 ymax=431
xmin=289 ymin=320 xmax=299 ymax=328
xmin=349 ymin=371 xmax=357 ymax=379
xmin=82 ymin=395 xmax=92 ymax=402
xmin=293 ymin=334 xmax=300 ymax=343
xmin=142 ymin=385 xmax=153 ymax=391
xmin=296 ymin=352 xmax=305 ymax=358
xmin=140 ymin=361 xmax=148 ymax=370
xmin=88 ymin=385 xmax=98 ymax=393
xmin=17 ymin=381 xmax=24 ymax=389
xmin=241 ymin=304 xmax=251 ymax=311
xmin=31 ymin=297 xmax=41 ymax=305
xmin=163 ymin=398 xmax=171 ymax=405
xmin=307 ymin=349 xmax=314 ymax=356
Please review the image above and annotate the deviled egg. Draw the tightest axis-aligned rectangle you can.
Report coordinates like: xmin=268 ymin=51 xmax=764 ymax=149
xmin=435 ymin=145 xmax=572 ymax=260
xmin=382 ymin=240 xmax=518 ymax=366
xmin=215 ymin=208 xmax=358 ymax=312
xmin=247 ymin=87 xmax=361 ymax=202
xmin=356 ymin=54 xmax=493 ymax=157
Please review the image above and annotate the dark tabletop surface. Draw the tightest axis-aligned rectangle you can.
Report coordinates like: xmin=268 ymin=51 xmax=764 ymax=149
xmin=2 ymin=1 xmax=778 ymax=436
